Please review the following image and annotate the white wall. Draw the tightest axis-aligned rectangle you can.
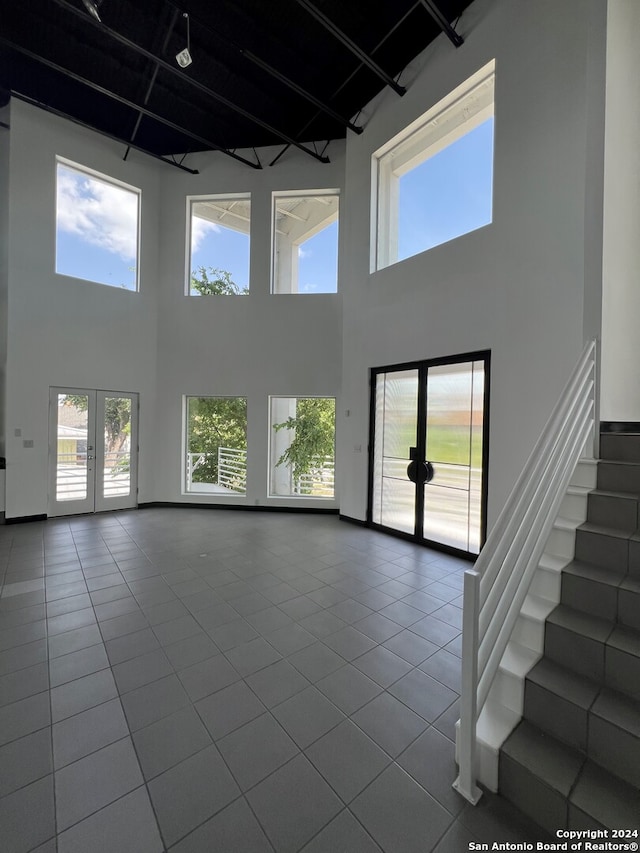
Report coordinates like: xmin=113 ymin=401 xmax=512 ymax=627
xmin=338 ymin=0 xmax=606 ymax=527
xmin=4 ymin=101 xmax=161 ymax=518
xmin=600 ymin=0 xmax=640 ymax=421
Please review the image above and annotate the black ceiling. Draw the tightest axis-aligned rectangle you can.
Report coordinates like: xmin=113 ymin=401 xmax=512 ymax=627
xmin=0 ymin=0 xmax=472 ymax=170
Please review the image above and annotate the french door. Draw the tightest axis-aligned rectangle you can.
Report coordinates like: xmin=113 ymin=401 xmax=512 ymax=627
xmin=369 ymin=353 xmax=489 ymax=557
xmin=49 ymin=388 xmax=138 ymax=516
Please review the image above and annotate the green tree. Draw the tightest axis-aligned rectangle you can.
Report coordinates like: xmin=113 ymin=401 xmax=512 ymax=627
xmin=187 ymin=397 xmax=247 ymax=487
xmin=64 ymin=395 xmax=131 ymax=455
xmin=190 ymin=266 xmax=248 ymax=295
xmin=273 ymin=398 xmax=335 ymax=494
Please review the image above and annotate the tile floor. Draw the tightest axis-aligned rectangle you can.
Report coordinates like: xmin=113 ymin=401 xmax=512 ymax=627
xmin=0 ymin=508 xmax=547 ymax=852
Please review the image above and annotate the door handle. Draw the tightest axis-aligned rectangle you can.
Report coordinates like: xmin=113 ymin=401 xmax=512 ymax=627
xmin=407 ymin=460 xmax=435 ymax=484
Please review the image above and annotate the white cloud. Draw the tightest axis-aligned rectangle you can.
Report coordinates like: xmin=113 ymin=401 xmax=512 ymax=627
xmin=301 ymin=282 xmax=318 ymax=292
xmin=191 ymin=216 xmax=220 ymax=253
xmin=298 ymin=246 xmax=311 ymax=259
xmin=56 ymin=166 xmax=139 ymax=261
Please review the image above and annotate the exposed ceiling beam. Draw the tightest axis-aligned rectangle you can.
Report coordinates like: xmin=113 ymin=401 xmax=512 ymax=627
xmin=11 ymin=91 xmax=200 ymax=174
xmin=166 ymin=3 xmax=363 ymax=135
xmin=418 ymin=0 xmax=464 ymax=47
xmin=294 ymin=0 xmax=406 ymax=97
xmin=0 ymin=36 xmax=261 ymax=169
xmin=51 ymin=0 xmax=331 ymax=164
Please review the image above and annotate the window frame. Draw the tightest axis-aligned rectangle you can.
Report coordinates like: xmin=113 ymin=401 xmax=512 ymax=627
xmin=271 ymin=190 xmax=340 ymax=294
xmin=185 ymin=193 xmax=251 ymax=296
xmin=371 ymin=59 xmax=495 ymax=272
xmin=183 ymin=395 xmax=248 ymax=496
xmin=55 ymin=157 xmax=141 ymax=291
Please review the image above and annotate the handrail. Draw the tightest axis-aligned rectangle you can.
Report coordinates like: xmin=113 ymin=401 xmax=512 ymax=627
xmin=454 ymin=339 xmax=598 ymax=804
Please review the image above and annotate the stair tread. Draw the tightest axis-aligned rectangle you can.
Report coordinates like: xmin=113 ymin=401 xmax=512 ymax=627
xmin=589 ymin=487 xmax=640 ymax=501
xmin=527 ymin=658 xmax=599 ymax=709
xmin=547 ymin=604 xmax=613 ymax=642
xmin=578 ymin=521 xmax=634 ymax=540
xmin=562 ymin=559 xmax=626 ymax=586
xmin=592 ymin=688 xmax=640 ymax=738
xmin=570 ymin=761 xmax=640 ymax=829
xmin=501 ymin=720 xmax=583 ymax=796
xmin=607 ymin=624 xmax=640 ymax=656
xmin=620 ymin=575 xmax=640 ymax=593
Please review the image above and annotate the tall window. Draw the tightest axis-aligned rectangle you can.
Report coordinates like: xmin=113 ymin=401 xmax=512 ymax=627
xmin=269 ymin=397 xmax=335 ymax=497
xmin=272 ymin=192 xmax=339 ymax=293
xmin=185 ymin=397 xmax=247 ymax=495
xmin=55 ymin=159 xmax=140 ymax=290
xmin=372 ymin=60 xmax=495 ymax=271
xmin=187 ymin=196 xmax=250 ymax=295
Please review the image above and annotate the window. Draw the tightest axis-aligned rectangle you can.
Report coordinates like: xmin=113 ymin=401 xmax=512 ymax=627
xmin=269 ymin=397 xmax=335 ymax=497
xmin=272 ymin=192 xmax=339 ymax=293
xmin=187 ymin=195 xmax=250 ymax=295
xmin=55 ymin=159 xmax=140 ymax=290
xmin=185 ymin=397 xmax=247 ymax=494
xmin=372 ymin=60 xmax=495 ymax=271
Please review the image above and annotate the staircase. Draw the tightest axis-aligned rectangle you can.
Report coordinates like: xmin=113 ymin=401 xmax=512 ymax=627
xmin=499 ymin=433 xmax=640 ymax=832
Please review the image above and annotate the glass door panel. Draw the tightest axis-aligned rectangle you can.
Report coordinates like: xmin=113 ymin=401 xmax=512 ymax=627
xmin=50 ymin=389 xmax=96 ymax=515
xmin=95 ymin=393 xmax=138 ymax=512
xmin=372 ymin=369 xmax=418 ymax=535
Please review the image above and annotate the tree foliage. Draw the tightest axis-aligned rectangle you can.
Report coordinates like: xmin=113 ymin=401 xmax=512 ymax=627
xmin=188 ymin=397 xmax=247 ymax=484
xmin=63 ymin=395 xmax=131 ymax=454
xmin=190 ymin=266 xmax=248 ymax=296
xmin=273 ymin=398 xmax=335 ymax=492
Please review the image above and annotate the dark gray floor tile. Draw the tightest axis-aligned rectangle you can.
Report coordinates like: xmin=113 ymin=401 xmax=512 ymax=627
xmin=352 ymin=646 xmax=413 ymax=687
xmin=218 ymin=713 xmax=299 ymax=790
xmin=89 ymin=584 xmax=131 ymax=606
xmin=300 ymin=809 xmax=383 ymax=852
xmin=265 ymin=623 xmax=317 ymax=655
xmin=48 ymin=625 xmax=102 ymax=659
xmin=432 ymin=820 xmax=480 ymax=853
xmin=133 ymin=705 xmax=212 ymax=780
xmin=206 ymin=618 xmax=258 ymax=651
xmin=418 ymin=648 xmax=462 ymax=693
xmin=0 ymin=602 xmax=45 ymax=628
xmin=86 ymin=572 xmax=125 ymax=592
xmin=0 ymin=619 xmax=47 ymax=652
xmin=354 ymin=613 xmax=403 ymax=643
xmin=99 ymin=610 xmax=150 ymax=642
xmin=0 ymin=727 xmax=53 ymax=797
xmin=93 ymin=598 xmax=140 ymax=625
xmin=0 ymin=661 xmax=49 ymax=707
xmin=196 ymin=680 xmax=266 ymax=740
xmin=299 ymin=610 xmax=347 ymax=640
xmin=0 ymin=690 xmax=51 ymax=746
xmin=225 ymin=637 xmax=282 ymax=676
xmin=51 ymin=668 xmax=118 ymax=722
xmin=245 ymin=605 xmax=293 ymax=635
xmin=327 ymin=599 xmax=374 ymax=624
xmin=272 ymin=685 xmax=345 ymax=749
xmin=352 ymin=692 xmax=428 ymax=757
xmin=433 ymin=698 xmax=460 ymax=742
xmin=288 ymin=642 xmax=345 ymax=682
xmin=410 ymin=615 xmax=460 ymax=646
xmin=52 ymin=697 xmax=129 ymax=768
xmin=113 ymin=647 xmax=174 ymax=694
xmin=178 ymin=654 xmax=240 ymax=701
xmin=46 ymin=593 xmax=92 ymax=617
xmin=47 ymin=608 xmax=96 ymax=636
xmin=278 ymin=595 xmax=325 ymax=621
xmin=121 ymin=674 xmax=191 ymax=731
xmin=49 ymin=643 xmax=110 ymax=687
xmin=0 ymin=775 xmax=56 ymax=853
xmin=323 ymin=625 xmax=377 ymax=661
xmin=459 ymin=789 xmax=550 ymax=843
xmin=148 ymin=745 xmax=240 ymax=848
xmin=169 ymin=796 xmax=272 ymax=853
xmin=55 ymin=737 xmax=143 ymax=831
xmin=45 ymin=581 xmax=88 ymax=603
xmin=378 ymin=600 xmax=427 ymax=627
xmin=398 ymin=726 xmax=466 ymax=815
xmin=152 ymin=614 xmax=202 ymax=647
xmin=164 ymin=631 xmax=219 ymax=669
xmin=57 ymin=786 xmax=164 ymax=853
xmin=351 ymin=763 xmax=453 ymax=853
xmin=389 ymin=669 xmax=458 ymax=722
xmin=246 ymin=659 xmax=310 ymax=708
xmin=0 ymin=637 xmax=48 ymax=676
xmin=316 ymin=664 xmax=382 ymax=715
xmin=246 ymin=754 xmax=343 ymax=853
xmin=195 ymin=602 xmax=246 ymax=632
xmin=306 ymin=719 xmax=390 ymax=803
xmin=105 ymin=627 xmax=161 ymax=665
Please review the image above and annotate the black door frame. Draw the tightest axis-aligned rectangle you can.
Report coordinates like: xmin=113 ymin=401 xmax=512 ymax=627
xmin=366 ymin=350 xmax=491 ymax=560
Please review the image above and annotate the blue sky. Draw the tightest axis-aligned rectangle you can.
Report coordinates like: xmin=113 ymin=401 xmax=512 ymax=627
xmin=55 ymin=119 xmax=493 ymax=292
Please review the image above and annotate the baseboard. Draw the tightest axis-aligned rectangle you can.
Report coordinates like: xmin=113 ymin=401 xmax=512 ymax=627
xmin=138 ymin=501 xmax=339 ymax=515
xmin=338 ymin=513 xmax=367 ymax=527
xmin=601 ymin=421 xmax=640 ymax=434
xmin=5 ymin=513 xmax=47 ymax=524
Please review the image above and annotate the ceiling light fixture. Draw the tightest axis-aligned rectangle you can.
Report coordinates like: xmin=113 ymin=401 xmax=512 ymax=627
xmin=176 ymin=12 xmax=192 ymax=68
xmin=81 ymin=0 xmax=103 ymax=22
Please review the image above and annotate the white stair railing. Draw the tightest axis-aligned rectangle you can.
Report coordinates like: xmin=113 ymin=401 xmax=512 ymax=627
xmin=454 ymin=339 xmax=598 ymax=804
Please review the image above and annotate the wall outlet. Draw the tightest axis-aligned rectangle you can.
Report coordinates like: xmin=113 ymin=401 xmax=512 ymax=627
xmin=23 ymin=439 xmax=34 ymax=448
xmin=14 ymin=428 xmax=21 ymax=437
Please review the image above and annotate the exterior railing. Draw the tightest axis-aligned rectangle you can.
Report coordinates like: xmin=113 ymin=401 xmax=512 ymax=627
xmin=293 ymin=456 xmax=335 ymax=496
xmin=454 ymin=339 xmax=598 ymax=804
xmin=186 ymin=448 xmax=247 ymax=493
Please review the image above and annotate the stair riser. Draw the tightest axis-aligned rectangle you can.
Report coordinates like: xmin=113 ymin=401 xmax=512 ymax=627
xmin=618 ymin=588 xmax=640 ymax=631
xmin=499 ymin=754 xmax=569 ymax=835
xmin=574 ymin=529 xmax=628 ymax=572
xmin=544 ymin=623 xmax=605 ymax=681
xmin=560 ymin=574 xmax=618 ymax=621
xmin=628 ymin=541 xmax=640 ymax=580
xmin=588 ymin=715 xmax=640 ymax=788
xmin=605 ymin=646 xmax=640 ymax=702
xmin=597 ymin=462 xmax=640 ymax=494
xmin=600 ymin=433 xmax=640 ymax=463
xmin=560 ymin=491 xmax=588 ymax=523
xmin=546 ymin=527 xmax=576 ymax=560
xmin=523 ymin=680 xmax=588 ymax=752
xmin=586 ymin=493 xmax=638 ymax=531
